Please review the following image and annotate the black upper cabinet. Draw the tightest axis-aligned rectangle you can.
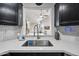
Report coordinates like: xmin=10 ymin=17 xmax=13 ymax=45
xmin=55 ymin=3 xmax=79 ymax=26
xmin=18 ymin=3 xmax=23 ymax=26
xmin=54 ymin=3 xmax=59 ymax=27
xmin=0 ymin=3 xmax=23 ymax=26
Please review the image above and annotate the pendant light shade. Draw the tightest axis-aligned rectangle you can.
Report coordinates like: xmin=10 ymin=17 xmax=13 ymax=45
xmin=35 ymin=3 xmax=43 ymax=6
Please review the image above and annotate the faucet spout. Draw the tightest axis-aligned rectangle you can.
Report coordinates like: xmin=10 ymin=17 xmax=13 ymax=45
xmin=34 ymin=24 xmax=40 ymax=39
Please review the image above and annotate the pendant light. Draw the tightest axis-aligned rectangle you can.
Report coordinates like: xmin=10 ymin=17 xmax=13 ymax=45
xmin=35 ymin=3 xmax=43 ymax=6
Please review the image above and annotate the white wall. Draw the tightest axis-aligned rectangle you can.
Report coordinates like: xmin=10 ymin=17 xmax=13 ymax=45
xmin=23 ymin=3 xmax=79 ymax=40
xmin=23 ymin=8 xmax=53 ymax=36
xmin=59 ymin=26 xmax=79 ymax=36
xmin=22 ymin=7 xmax=26 ymax=35
xmin=0 ymin=25 xmax=21 ymax=41
xmin=50 ymin=6 xmax=55 ymax=37
xmin=0 ymin=3 xmax=55 ymax=41
xmin=22 ymin=3 xmax=55 ymax=37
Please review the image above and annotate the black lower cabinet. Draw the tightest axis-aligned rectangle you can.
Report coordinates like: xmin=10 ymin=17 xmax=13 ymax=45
xmin=2 ymin=52 xmax=71 ymax=56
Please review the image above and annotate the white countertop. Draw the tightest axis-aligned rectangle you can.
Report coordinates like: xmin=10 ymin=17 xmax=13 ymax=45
xmin=0 ymin=37 xmax=79 ymax=56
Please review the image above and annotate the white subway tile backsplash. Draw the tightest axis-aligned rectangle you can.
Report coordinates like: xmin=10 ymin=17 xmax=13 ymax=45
xmin=0 ymin=25 xmax=21 ymax=41
xmin=0 ymin=30 xmax=4 ymax=41
xmin=5 ymin=30 xmax=16 ymax=40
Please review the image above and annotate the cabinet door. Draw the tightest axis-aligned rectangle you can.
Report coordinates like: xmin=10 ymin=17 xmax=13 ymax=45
xmin=18 ymin=3 xmax=23 ymax=26
xmin=54 ymin=3 xmax=59 ymax=27
xmin=59 ymin=3 xmax=79 ymax=26
xmin=0 ymin=3 xmax=18 ymax=25
xmin=55 ymin=3 xmax=63 ymax=27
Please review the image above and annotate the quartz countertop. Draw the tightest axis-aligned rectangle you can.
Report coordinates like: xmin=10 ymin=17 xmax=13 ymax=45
xmin=0 ymin=37 xmax=79 ymax=56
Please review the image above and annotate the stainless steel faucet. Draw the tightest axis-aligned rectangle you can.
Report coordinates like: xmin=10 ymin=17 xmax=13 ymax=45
xmin=34 ymin=24 xmax=40 ymax=39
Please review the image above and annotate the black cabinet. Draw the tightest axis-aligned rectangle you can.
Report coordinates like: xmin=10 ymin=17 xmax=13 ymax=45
xmin=18 ymin=3 xmax=23 ymax=26
xmin=55 ymin=3 xmax=79 ymax=26
xmin=1 ymin=52 xmax=66 ymax=56
xmin=54 ymin=3 xmax=59 ymax=27
xmin=0 ymin=3 xmax=23 ymax=26
xmin=2 ymin=52 xmax=72 ymax=56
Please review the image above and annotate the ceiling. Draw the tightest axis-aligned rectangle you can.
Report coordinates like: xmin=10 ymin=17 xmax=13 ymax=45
xmin=23 ymin=3 xmax=55 ymax=9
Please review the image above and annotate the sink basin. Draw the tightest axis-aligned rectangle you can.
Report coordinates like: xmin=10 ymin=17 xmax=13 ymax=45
xmin=22 ymin=40 xmax=53 ymax=46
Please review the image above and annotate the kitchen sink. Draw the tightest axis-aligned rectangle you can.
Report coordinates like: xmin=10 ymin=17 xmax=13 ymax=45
xmin=22 ymin=40 xmax=53 ymax=46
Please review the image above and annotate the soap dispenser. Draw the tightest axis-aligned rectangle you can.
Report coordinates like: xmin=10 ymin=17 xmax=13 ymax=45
xmin=17 ymin=32 xmax=25 ymax=41
xmin=55 ymin=28 xmax=60 ymax=40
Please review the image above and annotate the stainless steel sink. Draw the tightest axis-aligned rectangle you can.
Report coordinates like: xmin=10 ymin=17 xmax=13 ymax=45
xmin=22 ymin=40 xmax=53 ymax=46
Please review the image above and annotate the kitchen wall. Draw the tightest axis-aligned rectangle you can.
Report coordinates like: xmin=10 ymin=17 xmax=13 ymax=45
xmin=23 ymin=8 xmax=52 ymax=35
xmin=53 ymin=3 xmax=79 ymax=40
xmin=0 ymin=25 xmax=21 ymax=41
xmin=23 ymin=3 xmax=55 ymax=36
xmin=58 ymin=26 xmax=79 ymax=36
xmin=51 ymin=5 xmax=55 ymax=37
xmin=0 ymin=3 xmax=54 ymax=42
xmin=23 ymin=3 xmax=79 ymax=40
xmin=0 ymin=3 xmax=61 ymax=42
